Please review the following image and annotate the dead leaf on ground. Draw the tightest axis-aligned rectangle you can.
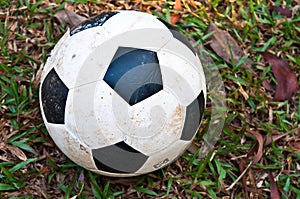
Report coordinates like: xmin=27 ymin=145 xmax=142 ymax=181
xmin=7 ymin=145 xmax=27 ymax=161
xmin=291 ymin=142 xmax=300 ymax=151
xmin=238 ymin=158 xmax=248 ymax=194
xmin=246 ymin=132 xmax=289 ymax=164
xmin=34 ymin=63 xmax=44 ymax=86
xmin=39 ymin=166 xmax=50 ymax=174
xmin=170 ymin=0 xmax=182 ymax=25
xmin=268 ymin=171 xmax=281 ymax=199
xmin=262 ymin=80 xmax=275 ymax=92
xmin=264 ymin=132 xmax=289 ymax=146
xmin=235 ymin=131 xmax=288 ymax=195
xmin=261 ymin=52 xmax=298 ymax=101
xmin=206 ymin=22 xmax=255 ymax=73
xmin=269 ymin=5 xmax=293 ymax=18
xmin=247 ymin=131 xmax=264 ymax=165
xmin=55 ymin=9 xmax=87 ymax=28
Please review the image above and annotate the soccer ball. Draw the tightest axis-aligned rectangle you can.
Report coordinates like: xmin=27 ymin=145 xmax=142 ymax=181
xmin=39 ymin=10 xmax=206 ymax=177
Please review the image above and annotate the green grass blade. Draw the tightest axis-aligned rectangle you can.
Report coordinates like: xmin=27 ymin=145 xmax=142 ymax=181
xmin=166 ymin=178 xmax=173 ymax=195
xmin=88 ymin=171 xmax=102 ymax=199
xmin=0 ymin=166 xmax=17 ymax=182
xmin=133 ymin=186 xmax=158 ymax=196
xmin=0 ymin=183 xmax=17 ymax=191
xmin=9 ymin=158 xmax=37 ymax=173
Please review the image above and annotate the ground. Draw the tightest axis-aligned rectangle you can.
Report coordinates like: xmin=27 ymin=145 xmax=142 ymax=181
xmin=0 ymin=0 xmax=299 ymax=198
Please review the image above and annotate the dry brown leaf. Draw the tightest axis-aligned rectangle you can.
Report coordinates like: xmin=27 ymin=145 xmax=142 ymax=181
xmin=262 ymin=52 xmax=298 ymax=101
xmin=262 ymin=80 xmax=275 ymax=92
xmin=291 ymin=142 xmax=300 ymax=150
xmin=247 ymin=131 xmax=263 ymax=165
xmin=268 ymin=171 xmax=281 ymax=199
xmin=206 ymin=22 xmax=254 ymax=73
xmin=238 ymin=158 xmax=248 ymax=194
xmin=244 ymin=132 xmax=289 ymax=166
xmin=269 ymin=5 xmax=292 ymax=18
xmin=237 ymin=131 xmax=289 ymax=196
xmin=39 ymin=166 xmax=50 ymax=174
xmin=170 ymin=0 xmax=182 ymax=25
xmin=264 ymin=132 xmax=289 ymax=146
xmin=34 ymin=63 xmax=44 ymax=87
xmin=248 ymin=168 xmax=258 ymax=193
xmin=7 ymin=145 xmax=27 ymax=161
xmin=55 ymin=9 xmax=87 ymax=28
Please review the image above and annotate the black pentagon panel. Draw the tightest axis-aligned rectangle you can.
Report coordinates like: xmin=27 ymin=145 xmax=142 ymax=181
xmin=157 ymin=18 xmax=196 ymax=55
xmin=180 ymin=90 xmax=205 ymax=141
xmin=92 ymin=141 xmax=149 ymax=174
xmin=41 ymin=68 xmax=69 ymax=124
xmin=104 ymin=47 xmax=163 ymax=106
xmin=70 ymin=11 xmax=119 ymax=36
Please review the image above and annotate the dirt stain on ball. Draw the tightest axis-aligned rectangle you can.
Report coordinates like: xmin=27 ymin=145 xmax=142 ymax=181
xmin=169 ymin=105 xmax=184 ymax=135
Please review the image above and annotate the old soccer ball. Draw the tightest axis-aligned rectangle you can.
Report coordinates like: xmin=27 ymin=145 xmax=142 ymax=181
xmin=39 ymin=10 xmax=206 ymax=177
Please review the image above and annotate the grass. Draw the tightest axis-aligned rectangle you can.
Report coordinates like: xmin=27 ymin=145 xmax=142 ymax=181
xmin=0 ymin=0 xmax=299 ymax=198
